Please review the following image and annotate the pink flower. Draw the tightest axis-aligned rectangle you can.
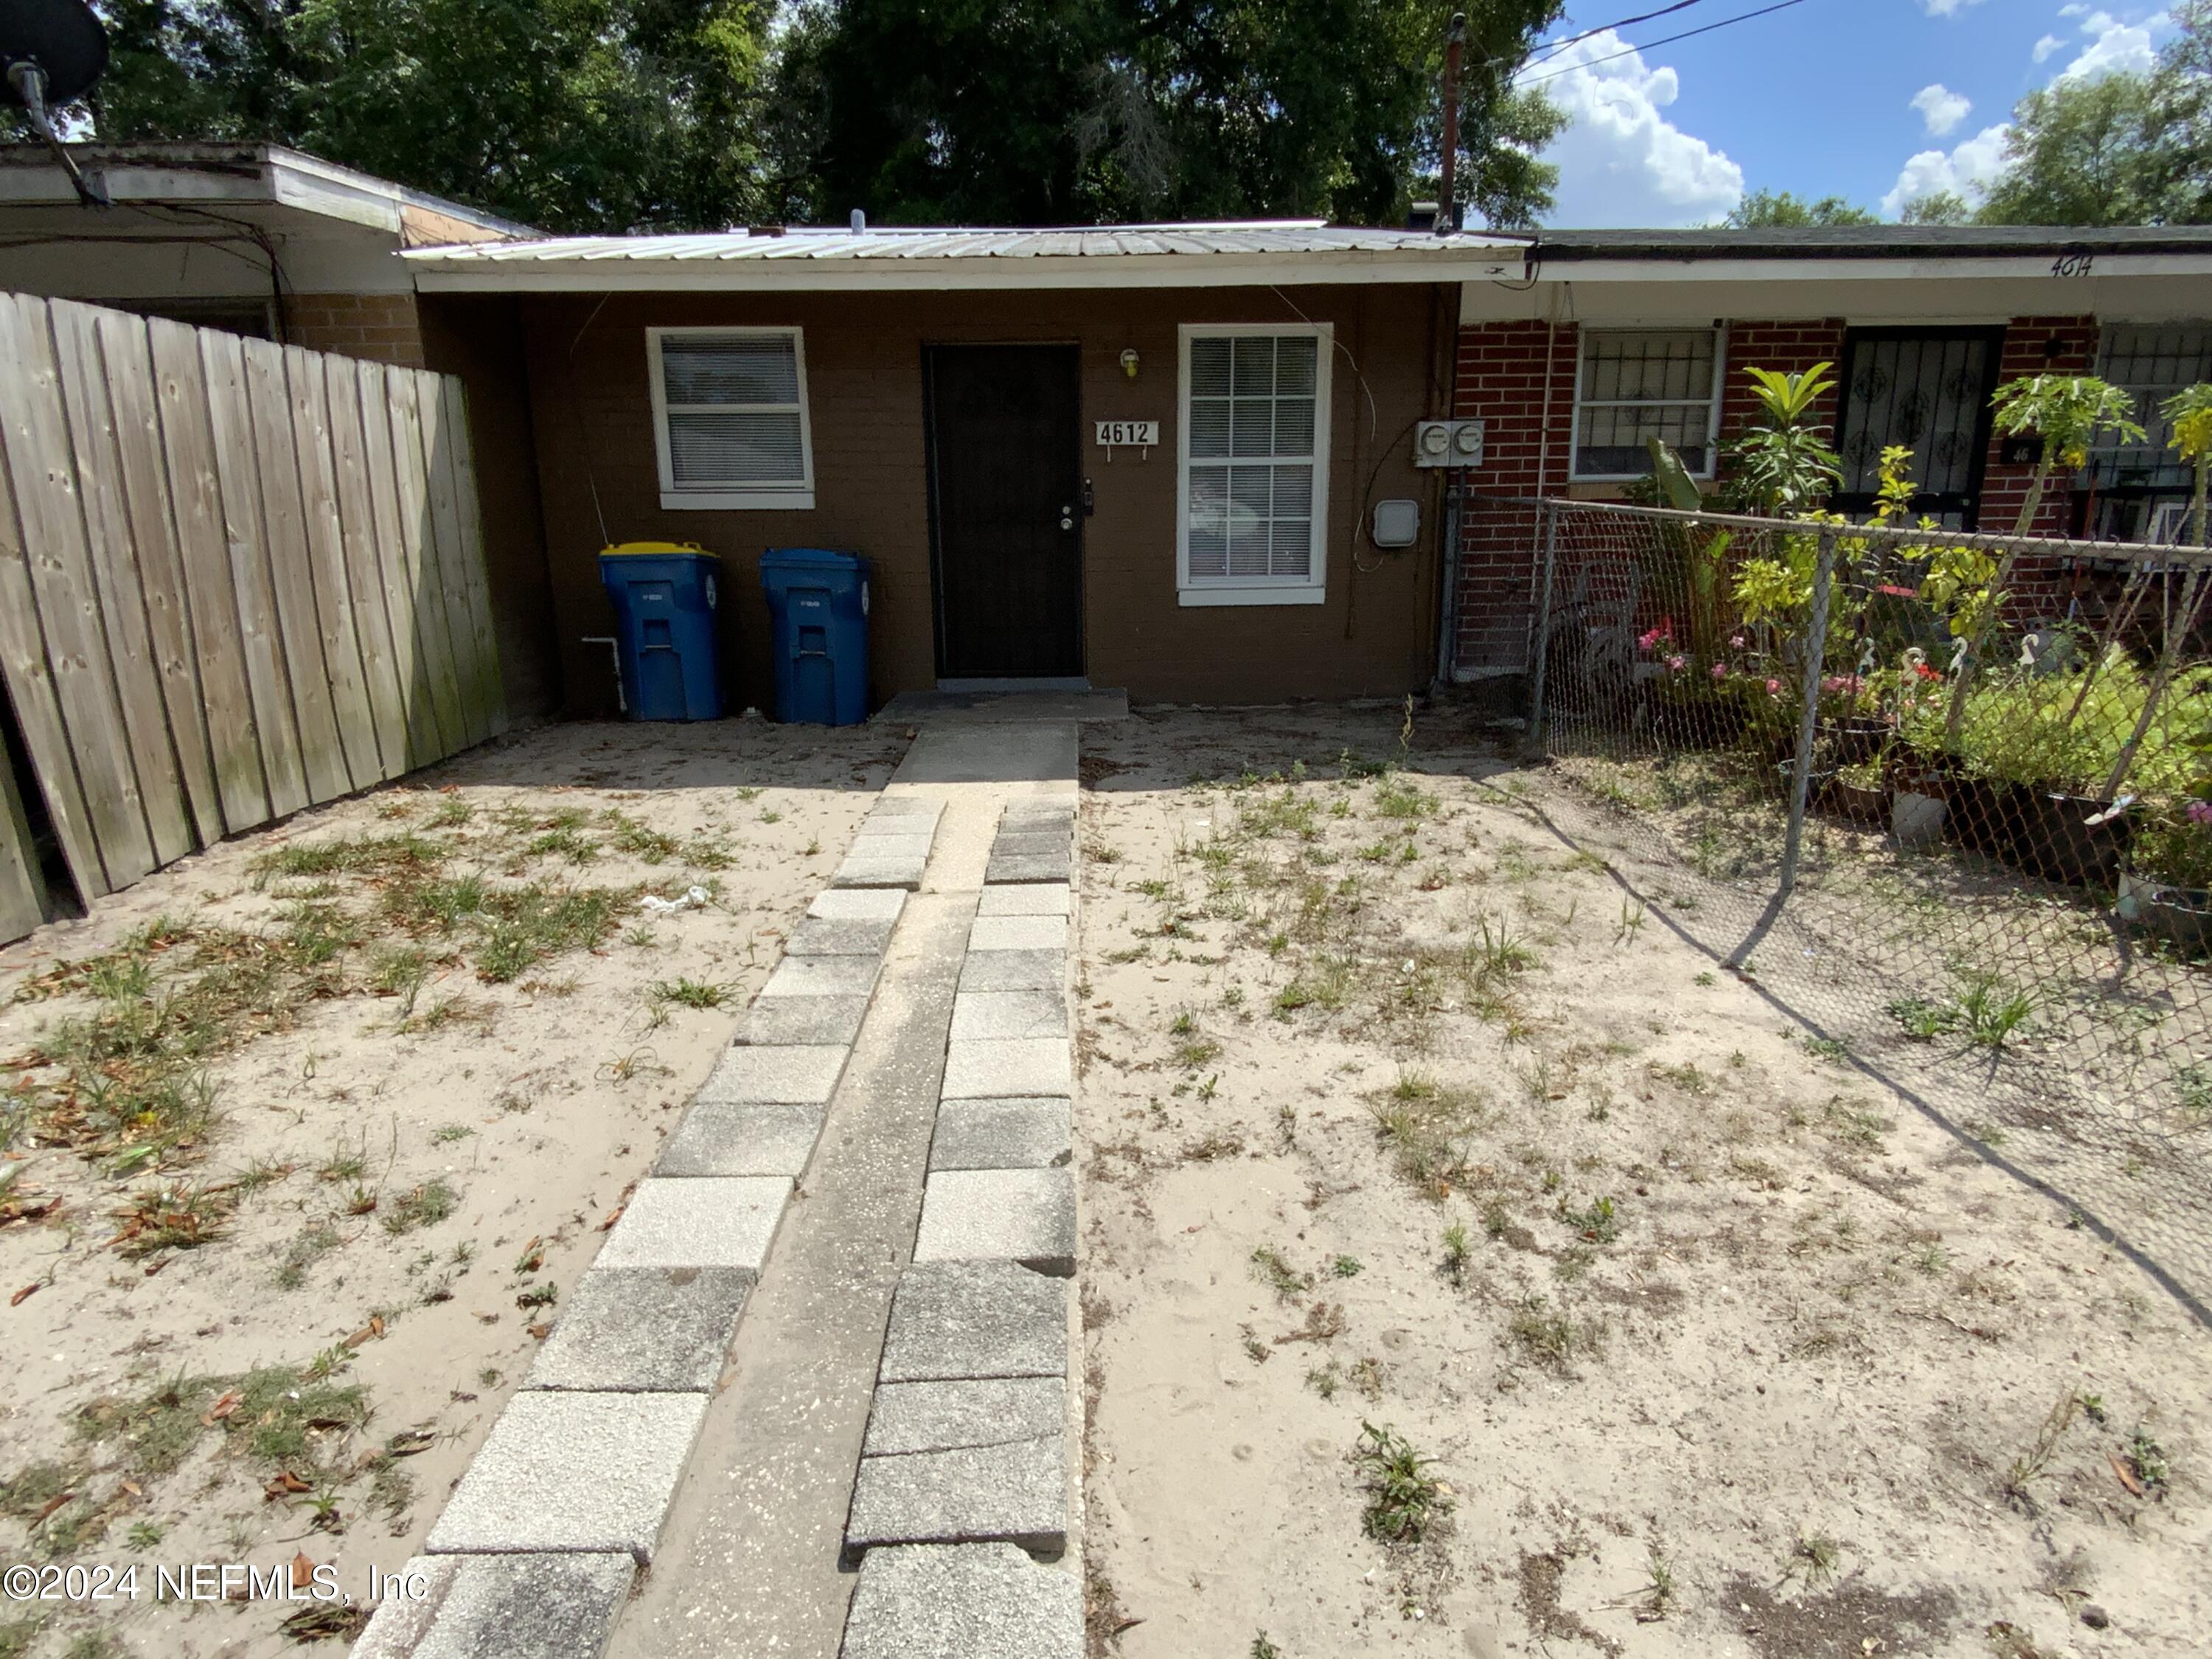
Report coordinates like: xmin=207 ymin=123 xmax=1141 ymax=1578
xmin=1729 ymin=633 xmax=1747 ymax=650
xmin=2188 ymin=801 xmax=2212 ymax=826
xmin=1877 ymin=583 xmax=1919 ymax=599
xmin=1710 ymin=663 xmax=1729 ymax=681
xmin=1666 ymin=654 xmax=1688 ymax=672
xmin=1765 ymin=678 xmax=1784 ymax=698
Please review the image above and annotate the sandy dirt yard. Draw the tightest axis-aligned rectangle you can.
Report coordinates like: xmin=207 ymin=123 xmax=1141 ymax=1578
xmin=1076 ymin=705 xmax=2210 ymax=1659
xmin=0 ymin=717 xmax=904 ymax=1659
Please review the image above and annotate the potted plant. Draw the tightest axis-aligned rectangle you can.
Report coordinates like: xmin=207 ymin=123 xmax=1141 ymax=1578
xmin=2119 ymin=799 xmax=2212 ymax=953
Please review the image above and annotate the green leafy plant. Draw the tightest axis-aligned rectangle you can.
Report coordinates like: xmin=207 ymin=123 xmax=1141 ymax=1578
xmin=1728 ymin=363 xmax=1843 ymax=515
xmin=1353 ymin=1422 xmax=1451 ymax=1543
xmin=2165 ymin=383 xmax=2212 ymax=549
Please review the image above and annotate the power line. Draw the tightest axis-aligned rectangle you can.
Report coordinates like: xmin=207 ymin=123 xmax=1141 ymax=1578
xmin=1514 ymin=0 xmax=1812 ymax=87
xmin=1496 ymin=0 xmax=1716 ymax=74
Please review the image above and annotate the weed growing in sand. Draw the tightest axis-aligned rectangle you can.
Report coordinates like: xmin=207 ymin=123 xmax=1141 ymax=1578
xmin=1251 ymin=1247 xmax=1310 ymax=1300
xmin=1441 ymin=1223 xmax=1471 ymax=1284
xmin=1642 ymin=1548 xmax=1677 ymax=1619
xmin=2124 ymin=1426 xmax=2171 ymax=1494
xmin=1331 ymin=1254 xmax=1363 ymax=1279
xmin=1251 ymin=1635 xmax=1281 ymax=1659
xmin=1354 ymin=1422 xmax=1450 ymax=1543
xmin=2002 ymin=1390 xmax=2084 ymax=1508
xmin=1368 ymin=1074 xmax=1488 ymax=1198
xmin=380 ymin=1179 xmax=458 ymax=1237
xmin=1508 ymin=1295 xmax=1604 ymax=1371
xmin=650 ymin=978 xmax=733 ymax=1010
xmin=1559 ymin=1195 xmax=1619 ymax=1245
xmin=1787 ymin=1533 xmax=1843 ymax=1587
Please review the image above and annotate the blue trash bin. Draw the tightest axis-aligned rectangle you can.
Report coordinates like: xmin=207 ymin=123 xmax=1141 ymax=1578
xmin=597 ymin=543 xmax=726 ymax=721
xmin=759 ymin=549 xmax=870 ymax=726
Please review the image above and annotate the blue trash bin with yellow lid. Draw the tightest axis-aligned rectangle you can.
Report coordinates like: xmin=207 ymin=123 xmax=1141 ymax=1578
xmin=759 ymin=548 xmax=869 ymax=726
xmin=597 ymin=541 xmax=725 ymax=720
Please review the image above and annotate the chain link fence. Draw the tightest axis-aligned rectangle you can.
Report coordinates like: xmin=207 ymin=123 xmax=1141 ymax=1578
xmin=1478 ymin=493 xmax=2212 ymax=1306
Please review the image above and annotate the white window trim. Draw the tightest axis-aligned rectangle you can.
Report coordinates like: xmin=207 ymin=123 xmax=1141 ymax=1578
xmin=647 ymin=324 xmax=816 ymax=510
xmin=1176 ymin=322 xmax=1332 ymax=607
xmin=1568 ymin=325 xmax=1725 ymax=484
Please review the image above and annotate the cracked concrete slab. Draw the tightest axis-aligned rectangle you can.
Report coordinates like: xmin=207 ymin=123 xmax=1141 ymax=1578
xmin=880 ymin=1261 xmax=1069 ymax=1382
xmin=976 ymin=883 xmax=1069 ymax=917
xmin=863 ymin=1378 xmax=1065 ymax=1457
xmin=948 ymin=990 xmax=1066 ymax=1042
xmin=354 ymin=1551 xmax=636 ymax=1659
xmin=425 ymin=1391 xmax=707 ymax=1561
xmin=734 ymin=995 xmax=870 ymax=1046
xmin=527 ymin=1267 xmax=754 ymax=1392
xmin=929 ymin=1097 xmax=1071 ymax=1171
xmin=942 ymin=1037 xmax=1071 ymax=1099
xmin=597 ymin=1178 xmax=788 ymax=1270
xmin=758 ymin=955 xmax=882 ymax=998
xmin=956 ymin=949 xmax=1065 ymax=993
xmin=967 ymin=915 xmax=1068 ymax=953
xmin=656 ymin=1099 xmax=824 ymax=1178
xmin=695 ymin=1044 xmax=846 ymax=1104
xmin=914 ymin=1168 xmax=1076 ymax=1274
xmin=844 ymin=1434 xmax=1065 ymax=1555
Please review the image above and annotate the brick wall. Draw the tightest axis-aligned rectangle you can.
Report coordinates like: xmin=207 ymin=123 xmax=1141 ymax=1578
xmin=1451 ymin=320 xmax=1576 ymax=675
xmin=285 ymin=291 xmax=428 ymax=369
xmin=1447 ymin=312 xmax=2108 ymax=679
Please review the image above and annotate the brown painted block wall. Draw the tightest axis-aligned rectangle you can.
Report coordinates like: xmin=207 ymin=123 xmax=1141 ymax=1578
xmin=516 ymin=285 xmax=1455 ymax=715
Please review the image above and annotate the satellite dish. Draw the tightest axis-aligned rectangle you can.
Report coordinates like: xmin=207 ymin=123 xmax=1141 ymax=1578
xmin=0 ymin=0 xmax=106 ymax=108
xmin=0 ymin=0 xmax=109 ymax=206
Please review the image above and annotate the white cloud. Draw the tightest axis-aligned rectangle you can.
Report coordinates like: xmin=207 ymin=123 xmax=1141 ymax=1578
xmin=2032 ymin=32 xmax=2067 ymax=61
xmin=1918 ymin=0 xmax=1987 ymax=14
xmin=1881 ymin=122 xmax=2014 ymax=217
xmin=1518 ymin=31 xmax=1743 ymax=227
xmin=2054 ymin=9 xmax=2164 ymax=80
xmin=1910 ymin=83 xmax=1973 ymax=136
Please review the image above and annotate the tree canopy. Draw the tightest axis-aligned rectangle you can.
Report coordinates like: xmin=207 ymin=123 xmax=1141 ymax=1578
xmin=60 ymin=0 xmax=1569 ymax=233
xmin=1721 ymin=189 xmax=1879 ymax=229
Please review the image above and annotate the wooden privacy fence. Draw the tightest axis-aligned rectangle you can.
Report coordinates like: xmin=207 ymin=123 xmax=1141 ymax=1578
xmin=0 ymin=293 xmax=506 ymax=945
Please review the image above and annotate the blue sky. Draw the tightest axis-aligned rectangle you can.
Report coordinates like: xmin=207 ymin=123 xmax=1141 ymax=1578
xmin=1519 ymin=1 xmax=2179 ymax=226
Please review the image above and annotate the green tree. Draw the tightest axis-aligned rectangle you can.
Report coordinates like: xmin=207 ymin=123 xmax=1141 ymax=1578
xmin=1972 ymin=3 xmax=2209 ymax=226
xmin=1897 ymin=189 xmax=1972 ymax=226
xmin=1722 ymin=189 xmax=1879 ymax=229
xmin=72 ymin=0 xmax=776 ymax=233
xmin=768 ymin=0 xmax=1569 ymax=227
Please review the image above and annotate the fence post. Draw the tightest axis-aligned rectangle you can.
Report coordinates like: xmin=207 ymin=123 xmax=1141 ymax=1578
xmin=1776 ymin=526 xmax=1838 ymax=899
xmin=1523 ymin=501 xmax=1560 ymax=759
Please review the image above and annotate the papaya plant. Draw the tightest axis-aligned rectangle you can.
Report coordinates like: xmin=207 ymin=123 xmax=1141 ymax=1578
xmin=2164 ymin=383 xmax=2212 ymax=548
xmin=1641 ymin=434 xmax=1733 ymax=664
xmin=1726 ymin=363 xmax=1843 ymax=515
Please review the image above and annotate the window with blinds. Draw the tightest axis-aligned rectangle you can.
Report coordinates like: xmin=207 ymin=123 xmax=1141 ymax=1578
xmin=1180 ymin=327 xmax=1330 ymax=604
xmin=1572 ymin=330 xmax=1721 ymax=479
xmin=648 ymin=328 xmax=815 ymax=507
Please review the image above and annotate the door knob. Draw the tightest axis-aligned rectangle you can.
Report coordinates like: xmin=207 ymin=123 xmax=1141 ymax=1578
xmin=1059 ymin=508 xmax=1074 ymax=530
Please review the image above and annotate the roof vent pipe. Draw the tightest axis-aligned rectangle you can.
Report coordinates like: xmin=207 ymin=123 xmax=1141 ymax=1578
xmin=850 ymin=209 xmax=866 ymax=234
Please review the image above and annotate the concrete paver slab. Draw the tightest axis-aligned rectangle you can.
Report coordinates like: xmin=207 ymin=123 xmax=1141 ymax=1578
xmin=967 ymin=915 xmax=1068 ymax=953
xmin=863 ymin=1378 xmax=1065 ymax=1457
xmin=809 ymin=888 xmax=908 ymax=922
xmin=988 ymin=832 xmax=1068 ymax=857
xmin=867 ymin=794 xmax=944 ymax=817
xmin=929 ymin=1098 xmax=1071 ymax=1171
xmin=839 ymin=1544 xmax=1082 ymax=1659
xmin=948 ymin=990 xmax=1066 ymax=1042
xmin=942 ymin=1037 xmax=1071 ymax=1099
xmin=354 ymin=1551 xmax=636 ymax=1659
xmin=695 ymin=1045 xmax=846 ymax=1104
xmin=880 ymin=1261 xmax=1069 ymax=1382
xmin=597 ymin=1178 xmax=788 ymax=1270
xmin=976 ymin=883 xmax=1070 ymax=917
xmin=734 ymin=995 xmax=870 ymax=1046
xmin=833 ymin=851 xmax=931 ymax=891
xmin=913 ymin=1169 xmax=1077 ymax=1276
xmin=758 ymin=956 xmax=882 ymax=998
xmin=956 ymin=949 xmax=1065 ymax=993
xmin=527 ymin=1267 xmax=754 ymax=1392
xmin=984 ymin=850 xmax=1071 ymax=885
xmin=425 ymin=1391 xmax=708 ymax=1561
xmin=788 ymin=914 xmax=900 ymax=956
xmin=657 ymin=1100 xmax=824 ymax=1178
xmin=844 ymin=1435 xmax=1065 ymax=1555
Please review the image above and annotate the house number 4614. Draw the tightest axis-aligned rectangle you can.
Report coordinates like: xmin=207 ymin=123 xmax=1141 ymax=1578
xmin=2051 ymin=252 xmax=2094 ymax=278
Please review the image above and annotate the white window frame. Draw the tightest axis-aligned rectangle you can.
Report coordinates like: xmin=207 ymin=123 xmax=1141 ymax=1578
xmin=1569 ymin=326 xmax=1725 ymax=484
xmin=1176 ymin=322 xmax=1332 ymax=608
xmin=647 ymin=325 xmax=816 ymax=510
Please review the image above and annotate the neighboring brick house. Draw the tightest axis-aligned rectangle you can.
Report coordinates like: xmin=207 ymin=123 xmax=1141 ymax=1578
xmin=0 ymin=142 xmax=530 ymax=367
xmin=1447 ymin=228 xmax=2212 ymax=683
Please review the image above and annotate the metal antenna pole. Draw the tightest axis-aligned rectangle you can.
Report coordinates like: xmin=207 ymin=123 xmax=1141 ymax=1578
xmin=1776 ymin=526 xmax=1838 ymax=900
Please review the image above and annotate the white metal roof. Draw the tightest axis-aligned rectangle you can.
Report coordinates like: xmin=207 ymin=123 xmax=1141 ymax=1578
xmin=403 ymin=222 xmax=1534 ymax=291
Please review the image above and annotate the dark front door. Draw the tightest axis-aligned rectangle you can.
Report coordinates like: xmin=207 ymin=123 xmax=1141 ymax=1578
xmin=1832 ymin=327 xmax=2005 ymax=527
xmin=924 ymin=344 xmax=1083 ymax=678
